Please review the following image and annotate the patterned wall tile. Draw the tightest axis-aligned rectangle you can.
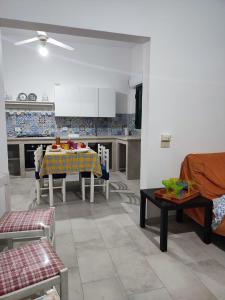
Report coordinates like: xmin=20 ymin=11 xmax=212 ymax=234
xmin=6 ymin=111 xmax=139 ymax=137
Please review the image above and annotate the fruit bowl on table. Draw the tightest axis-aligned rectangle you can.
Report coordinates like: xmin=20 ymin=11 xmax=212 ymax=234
xmin=48 ymin=144 xmax=62 ymax=152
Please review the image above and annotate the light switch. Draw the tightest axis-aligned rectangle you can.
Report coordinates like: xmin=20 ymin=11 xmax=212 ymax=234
xmin=161 ymin=134 xmax=171 ymax=148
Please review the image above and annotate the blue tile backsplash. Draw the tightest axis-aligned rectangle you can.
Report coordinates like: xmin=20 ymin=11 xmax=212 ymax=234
xmin=6 ymin=111 xmax=138 ymax=137
xmin=6 ymin=111 xmax=56 ymax=137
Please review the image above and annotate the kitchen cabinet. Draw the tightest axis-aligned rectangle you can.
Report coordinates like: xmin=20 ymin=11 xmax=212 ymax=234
xmin=116 ymin=138 xmax=140 ymax=180
xmin=8 ymin=145 xmax=20 ymax=176
xmin=55 ymin=86 xmax=78 ymax=117
xmin=55 ymin=86 xmax=98 ymax=117
xmin=7 ymin=136 xmax=140 ymax=178
xmin=79 ymin=87 xmax=99 ymax=117
xmin=98 ymin=88 xmax=116 ymax=117
xmin=55 ymin=86 xmax=115 ymax=117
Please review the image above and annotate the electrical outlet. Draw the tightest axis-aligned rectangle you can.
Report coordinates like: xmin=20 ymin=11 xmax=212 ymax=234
xmin=161 ymin=141 xmax=170 ymax=148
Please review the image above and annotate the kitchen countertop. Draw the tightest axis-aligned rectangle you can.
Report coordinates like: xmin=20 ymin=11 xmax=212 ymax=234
xmin=7 ymin=135 xmax=141 ymax=143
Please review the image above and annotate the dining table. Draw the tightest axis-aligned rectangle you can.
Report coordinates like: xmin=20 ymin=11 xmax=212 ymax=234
xmin=40 ymin=146 xmax=102 ymax=205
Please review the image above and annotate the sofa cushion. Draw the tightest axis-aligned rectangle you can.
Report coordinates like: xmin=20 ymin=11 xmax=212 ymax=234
xmin=180 ymin=152 xmax=225 ymax=237
xmin=180 ymin=152 xmax=225 ymax=199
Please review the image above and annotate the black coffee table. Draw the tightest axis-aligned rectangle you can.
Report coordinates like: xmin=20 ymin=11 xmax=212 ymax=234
xmin=140 ymin=188 xmax=213 ymax=252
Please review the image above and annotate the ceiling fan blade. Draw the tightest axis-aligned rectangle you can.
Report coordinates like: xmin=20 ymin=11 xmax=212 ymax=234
xmin=14 ymin=37 xmax=39 ymax=46
xmin=47 ymin=38 xmax=74 ymax=51
xmin=37 ymin=31 xmax=47 ymax=36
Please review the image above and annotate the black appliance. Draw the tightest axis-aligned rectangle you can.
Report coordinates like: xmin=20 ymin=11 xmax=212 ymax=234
xmin=25 ymin=144 xmax=50 ymax=169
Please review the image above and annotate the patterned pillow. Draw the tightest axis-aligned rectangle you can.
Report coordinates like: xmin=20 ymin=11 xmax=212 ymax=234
xmin=212 ymin=195 xmax=225 ymax=229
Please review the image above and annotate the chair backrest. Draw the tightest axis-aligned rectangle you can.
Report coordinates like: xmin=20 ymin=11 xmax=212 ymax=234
xmin=102 ymin=148 xmax=109 ymax=173
xmin=34 ymin=145 xmax=43 ymax=172
xmin=97 ymin=144 xmax=105 ymax=164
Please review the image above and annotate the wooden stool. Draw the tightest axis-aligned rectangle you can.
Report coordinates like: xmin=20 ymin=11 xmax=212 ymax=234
xmin=0 ymin=208 xmax=55 ymax=249
xmin=0 ymin=239 xmax=68 ymax=300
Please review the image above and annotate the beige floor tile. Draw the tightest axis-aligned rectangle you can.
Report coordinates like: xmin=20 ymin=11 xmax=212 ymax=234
xmin=125 ymin=225 xmax=161 ymax=256
xmin=188 ymin=259 xmax=225 ymax=300
xmin=71 ymin=216 xmax=103 ymax=243
xmin=128 ymin=288 xmax=173 ymax=300
xmin=109 ymin=246 xmax=163 ymax=295
xmin=78 ymin=248 xmax=116 ymax=283
xmin=55 ymin=219 xmax=72 ymax=236
xmin=112 ymin=213 xmax=136 ymax=227
xmin=55 ymin=233 xmax=78 ymax=268
xmin=72 ymin=226 xmax=102 ymax=243
xmin=83 ymin=277 xmax=128 ymax=300
xmin=96 ymin=219 xmax=135 ymax=249
xmin=147 ymin=254 xmax=217 ymax=300
xmin=194 ymin=237 xmax=225 ymax=268
xmin=68 ymin=267 xmax=84 ymax=300
xmin=75 ymin=238 xmax=106 ymax=256
xmin=70 ymin=217 xmax=96 ymax=229
xmin=165 ymin=234 xmax=210 ymax=264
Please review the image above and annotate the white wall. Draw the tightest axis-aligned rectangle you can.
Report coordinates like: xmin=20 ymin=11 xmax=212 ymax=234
xmin=2 ymin=30 xmax=132 ymax=109
xmin=1 ymin=0 xmax=225 ymax=195
xmin=0 ymin=30 xmax=9 ymax=216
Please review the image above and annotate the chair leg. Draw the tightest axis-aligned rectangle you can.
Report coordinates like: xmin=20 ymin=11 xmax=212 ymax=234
xmin=79 ymin=173 xmax=81 ymax=185
xmin=36 ymin=179 xmax=41 ymax=205
xmin=102 ymin=179 xmax=106 ymax=193
xmin=62 ymin=178 xmax=66 ymax=202
xmin=82 ymin=177 xmax=85 ymax=201
xmin=60 ymin=268 xmax=68 ymax=300
xmin=51 ymin=215 xmax=56 ymax=249
xmin=90 ymin=172 xmax=94 ymax=203
xmin=106 ymin=180 xmax=109 ymax=200
xmin=44 ymin=226 xmax=51 ymax=244
xmin=49 ymin=174 xmax=54 ymax=207
xmin=7 ymin=238 xmax=13 ymax=249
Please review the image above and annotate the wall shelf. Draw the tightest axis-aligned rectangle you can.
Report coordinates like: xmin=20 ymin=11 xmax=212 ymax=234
xmin=5 ymin=101 xmax=55 ymax=111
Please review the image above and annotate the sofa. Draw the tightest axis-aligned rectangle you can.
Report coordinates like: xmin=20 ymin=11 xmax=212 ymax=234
xmin=180 ymin=152 xmax=225 ymax=237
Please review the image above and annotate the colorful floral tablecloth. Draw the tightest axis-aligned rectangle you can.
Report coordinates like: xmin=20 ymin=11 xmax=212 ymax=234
xmin=40 ymin=148 xmax=102 ymax=177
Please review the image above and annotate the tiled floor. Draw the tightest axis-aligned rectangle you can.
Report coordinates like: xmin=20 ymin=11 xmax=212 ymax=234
xmin=8 ymin=172 xmax=225 ymax=300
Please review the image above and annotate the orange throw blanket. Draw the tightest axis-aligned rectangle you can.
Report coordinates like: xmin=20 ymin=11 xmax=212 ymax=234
xmin=180 ymin=152 xmax=225 ymax=237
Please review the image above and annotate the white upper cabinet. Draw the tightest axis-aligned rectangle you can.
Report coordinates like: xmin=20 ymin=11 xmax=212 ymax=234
xmin=55 ymin=86 xmax=115 ymax=117
xmin=78 ymin=87 xmax=99 ymax=117
xmin=98 ymin=88 xmax=116 ymax=117
xmin=55 ymin=85 xmax=80 ymax=117
xmin=55 ymin=86 xmax=98 ymax=117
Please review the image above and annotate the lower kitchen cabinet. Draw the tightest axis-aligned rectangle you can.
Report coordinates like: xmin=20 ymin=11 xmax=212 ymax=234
xmin=116 ymin=139 xmax=140 ymax=180
xmin=7 ymin=137 xmax=140 ymax=178
xmin=8 ymin=144 xmax=20 ymax=176
xmin=118 ymin=143 xmax=126 ymax=173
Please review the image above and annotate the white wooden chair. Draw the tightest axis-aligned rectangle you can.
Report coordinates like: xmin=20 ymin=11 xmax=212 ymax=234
xmin=0 ymin=238 xmax=68 ymax=300
xmin=98 ymin=143 xmax=104 ymax=163
xmin=34 ymin=145 xmax=66 ymax=205
xmin=81 ymin=146 xmax=110 ymax=201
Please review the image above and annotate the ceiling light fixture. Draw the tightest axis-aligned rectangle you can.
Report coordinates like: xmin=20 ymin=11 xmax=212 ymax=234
xmin=39 ymin=45 xmax=49 ymax=57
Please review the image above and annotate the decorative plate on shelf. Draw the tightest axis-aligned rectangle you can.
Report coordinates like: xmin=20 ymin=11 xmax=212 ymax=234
xmin=17 ymin=93 xmax=27 ymax=101
xmin=28 ymin=93 xmax=37 ymax=101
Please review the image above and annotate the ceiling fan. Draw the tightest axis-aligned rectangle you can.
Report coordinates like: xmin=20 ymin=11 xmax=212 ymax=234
xmin=14 ymin=31 xmax=74 ymax=56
